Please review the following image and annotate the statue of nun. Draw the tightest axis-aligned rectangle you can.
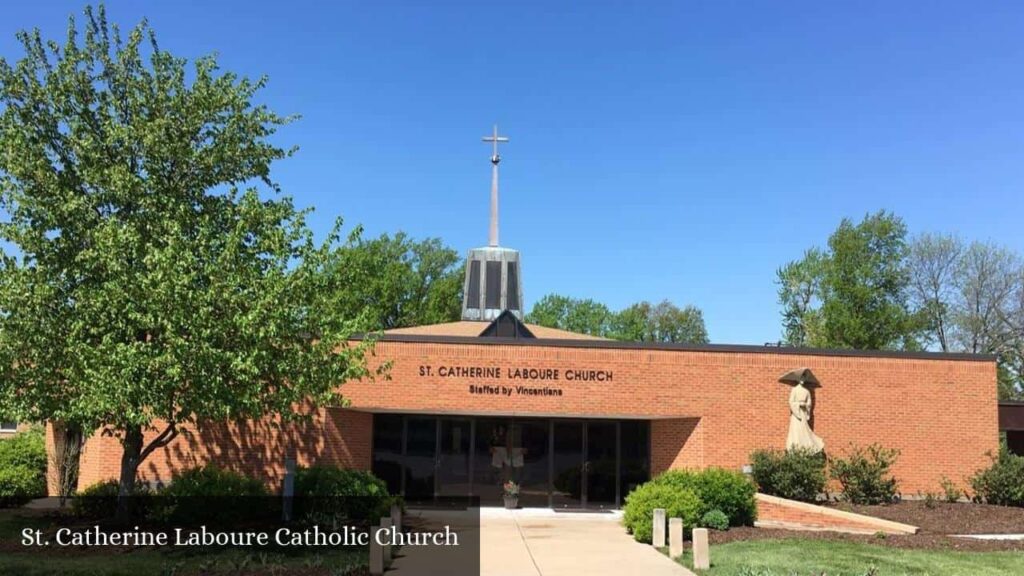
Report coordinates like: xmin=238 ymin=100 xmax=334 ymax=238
xmin=780 ymin=368 xmax=825 ymax=453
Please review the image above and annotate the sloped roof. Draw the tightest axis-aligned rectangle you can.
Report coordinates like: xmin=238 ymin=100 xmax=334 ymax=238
xmin=383 ymin=320 xmax=609 ymax=341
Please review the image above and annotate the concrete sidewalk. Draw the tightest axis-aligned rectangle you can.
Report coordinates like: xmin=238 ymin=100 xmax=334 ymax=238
xmin=479 ymin=509 xmax=695 ymax=576
xmin=389 ymin=508 xmax=695 ymax=575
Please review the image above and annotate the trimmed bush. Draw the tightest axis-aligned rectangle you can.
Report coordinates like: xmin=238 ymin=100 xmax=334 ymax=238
xmin=72 ymin=479 xmax=153 ymax=519
xmin=294 ymin=465 xmax=393 ymax=524
xmin=161 ymin=465 xmax=268 ymax=498
xmin=654 ymin=468 xmax=757 ymax=526
xmin=622 ymin=482 xmax=703 ymax=543
xmin=0 ymin=429 xmax=47 ymax=473
xmin=700 ymin=508 xmax=729 ymax=531
xmin=750 ymin=447 xmax=826 ymax=503
xmin=0 ymin=465 xmax=46 ymax=508
xmin=154 ymin=465 xmax=270 ymax=525
xmin=830 ymin=444 xmax=900 ymax=505
xmin=970 ymin=448 xmax=1024 ymax=508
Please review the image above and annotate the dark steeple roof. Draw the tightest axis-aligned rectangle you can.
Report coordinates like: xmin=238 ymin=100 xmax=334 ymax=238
xmin=478 ymin=310 xmax=535 ymax=338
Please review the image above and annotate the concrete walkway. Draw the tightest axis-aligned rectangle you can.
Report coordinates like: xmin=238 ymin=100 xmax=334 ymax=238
xmin=390 ymin=508 xmax=695 ymax=576
xmin=479 ymin=508 xmax=694 ymax=576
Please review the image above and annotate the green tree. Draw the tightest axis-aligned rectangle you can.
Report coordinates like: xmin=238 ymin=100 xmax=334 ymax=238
xmin=820 ymin=211 xmax=922 ymax=349
xmin=611 ymin=300 xmax=709 ymax=343
xmin=0 ymin=6 xmax=373 ymax=515
xmin=776 ymin=211 xmax=924 ymax=350
xmin=776 ymin=248 xmax=826 ymax=347
xmin=609 ymin=301 xmax=651 ymax=342
xmin=527 ymin=295 xmax=710 ymax=343
xmin=322 ymin=231 xmax=463 ymax=330
xmin=525 ymin=294 xmax=613 ymax=337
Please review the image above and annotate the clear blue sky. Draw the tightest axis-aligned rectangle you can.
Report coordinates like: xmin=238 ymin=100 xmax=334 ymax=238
xmin=4 ymin=2 xmax=1023 ymax=345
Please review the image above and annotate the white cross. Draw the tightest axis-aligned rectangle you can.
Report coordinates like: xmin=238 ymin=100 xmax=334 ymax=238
xmin=482 ymin=124 xmax=509 ymax=164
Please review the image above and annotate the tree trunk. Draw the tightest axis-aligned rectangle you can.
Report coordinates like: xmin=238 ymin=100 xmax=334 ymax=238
xmin=115 ymin=425 xmax=144 ymax=522
xmin=51 ymin=421 xmax=84 ymax=506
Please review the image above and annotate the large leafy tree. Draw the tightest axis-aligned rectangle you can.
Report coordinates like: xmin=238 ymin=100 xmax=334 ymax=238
xmin=776 ymin=211 xmax=924 ymax=350
xmin=526 ymin=295 xmax=709 ymax=343
xmin=0 ymin=6 xmax=373 ymax=511
xmin=819 ymin=211 xmax=922 ymax=349
xmin=610 ymin=300 xmax=709 ymax=343
xmin=525 ymin=294 xmax=614 ymax=337
xmin=322 ymin=231 xmax=463 ymax=331
xmin=776 ymin=248 xmax=826 ymax=347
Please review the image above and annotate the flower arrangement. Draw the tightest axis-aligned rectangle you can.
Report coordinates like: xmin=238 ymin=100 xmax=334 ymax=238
xmin=503 ymin=480 xmax=520 ymax=497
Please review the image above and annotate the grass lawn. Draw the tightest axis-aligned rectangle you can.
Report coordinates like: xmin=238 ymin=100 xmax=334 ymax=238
xmin=0 ymin=509 xmax=367 ymax=575
xmin=675 ymin=539 xmax=1024 ymax=576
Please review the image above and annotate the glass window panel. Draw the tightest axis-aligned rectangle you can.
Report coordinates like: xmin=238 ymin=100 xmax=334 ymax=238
xmin=404 ymin=417 xmax=437 ymax=502
xmin=372 ymin=414 xmax=403 ymax=495
xmin=552 ymin=422 xmax=583 ymax=508
xmin=619 ymin=420 xmax=650 ymax=499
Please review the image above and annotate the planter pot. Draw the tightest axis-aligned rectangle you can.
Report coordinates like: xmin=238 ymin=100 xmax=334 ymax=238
xmin=503 ymin=495 xmax=519 ymax=509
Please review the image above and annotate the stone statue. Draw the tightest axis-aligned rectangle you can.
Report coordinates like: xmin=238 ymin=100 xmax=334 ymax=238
xmin=780 ymin=368 xmax=825 ymax=453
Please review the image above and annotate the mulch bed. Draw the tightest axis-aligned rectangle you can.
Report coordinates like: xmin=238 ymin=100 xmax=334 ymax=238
xmin=708 ymin=501 xmax=1024 ymax=552
xmin=826 ymin=500 xmax=1024 ymax=535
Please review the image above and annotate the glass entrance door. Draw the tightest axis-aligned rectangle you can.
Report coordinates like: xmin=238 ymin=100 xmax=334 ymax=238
xmin=437 ymin=419 xmax=472 ymax=498
xmin=586 ymin=422 xmax=618 ymax=508
xmin=404 ymin=417 xmax=437 ymax=502
xmin=551 ymin=421 xmax=584 ymax=507
xmin=372 ymin=414 xmax=649 ymax=508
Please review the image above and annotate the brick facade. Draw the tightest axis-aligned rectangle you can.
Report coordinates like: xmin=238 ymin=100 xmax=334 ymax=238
xmin=754 ymin=494 xmax=918 ymax=534
xmin=71 ymin=338 xmax=998 ymax=497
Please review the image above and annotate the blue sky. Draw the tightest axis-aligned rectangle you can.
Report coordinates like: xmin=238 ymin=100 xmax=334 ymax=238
xmin=3 ymin=2 xmax=1023 ymax=345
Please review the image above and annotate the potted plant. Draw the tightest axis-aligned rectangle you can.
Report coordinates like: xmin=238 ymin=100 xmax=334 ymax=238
xmin=503 ymin=480 xmax=520 ymax=509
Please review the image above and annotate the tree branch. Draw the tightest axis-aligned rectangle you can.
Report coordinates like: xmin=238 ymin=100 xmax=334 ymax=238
xmin=138 ymin=422 xmax=178 ymax=462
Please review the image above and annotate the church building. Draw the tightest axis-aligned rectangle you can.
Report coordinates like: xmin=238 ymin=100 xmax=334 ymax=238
xmin=71 ymin=128 xmax=1000 ymax=508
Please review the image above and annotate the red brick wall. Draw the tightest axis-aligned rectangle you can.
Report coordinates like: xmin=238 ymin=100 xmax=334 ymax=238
xmin=72 ymin=408 xmax=371 ymax=490
xmin=651 ymin=418 xmax=703 ymax=472
xmin=755 ymin=494 xmax=917 ymax=534
xmin=73 ymin=341 xmax=998 ymax=495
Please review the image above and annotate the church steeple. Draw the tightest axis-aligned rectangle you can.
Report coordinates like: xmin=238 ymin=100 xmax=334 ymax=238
xmin=461 ymin=125 xmax=524 ymax=321
xmin=482 ymin=124 xmax=508 ymax=247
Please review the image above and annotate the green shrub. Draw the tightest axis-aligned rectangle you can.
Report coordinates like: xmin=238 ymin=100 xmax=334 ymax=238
xmin=152 ymin=465 xmax=270 ymax=525
xmin=700 ymin=508 xmax=729 ymax=531
xmin=0 ymin=465 xmax=46 ymax=507
xmin=939 ymin=476 xmax=963 ymax=503
xmin=622 ymin=482 xmax=703 ymax=543
xmin=161 ymin=465 xmax=268 ymax=498
xmin=654 ymin=468 xmax=757 ymax=526
xmin=294 ymin=465 xmax=392 ymax=524
xmin=72 ymin=479 xmax=153 ymax=519
xmin=0 ymin=429 xmax=47 ymax=473
xmin=969 ymin=448 xmax=1024 ymax=507
xmin=830 ymin=444 xmax=900 ymax=505
xmin=0 ymin=429 xmax=48 ymax=502
xmin=749 ymin=447 xmax=826 ymax=503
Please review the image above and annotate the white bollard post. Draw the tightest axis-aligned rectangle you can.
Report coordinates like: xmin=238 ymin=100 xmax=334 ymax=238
xmin=669 ymin=518 xmax=683 ymax=559
xmin=369 ymin=524 xmax=385 ymax=575
xmin=380 ymin=517 xmax=393 ymax=564
xmin=652 ymin=508 xmax=666 ymax=547
xmin=692 ymin=527 xmax=710 ymax=570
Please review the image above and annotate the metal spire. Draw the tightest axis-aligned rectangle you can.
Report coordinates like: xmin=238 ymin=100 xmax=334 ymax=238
xmin=481 ymin=124 xmax=508 ymax=247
